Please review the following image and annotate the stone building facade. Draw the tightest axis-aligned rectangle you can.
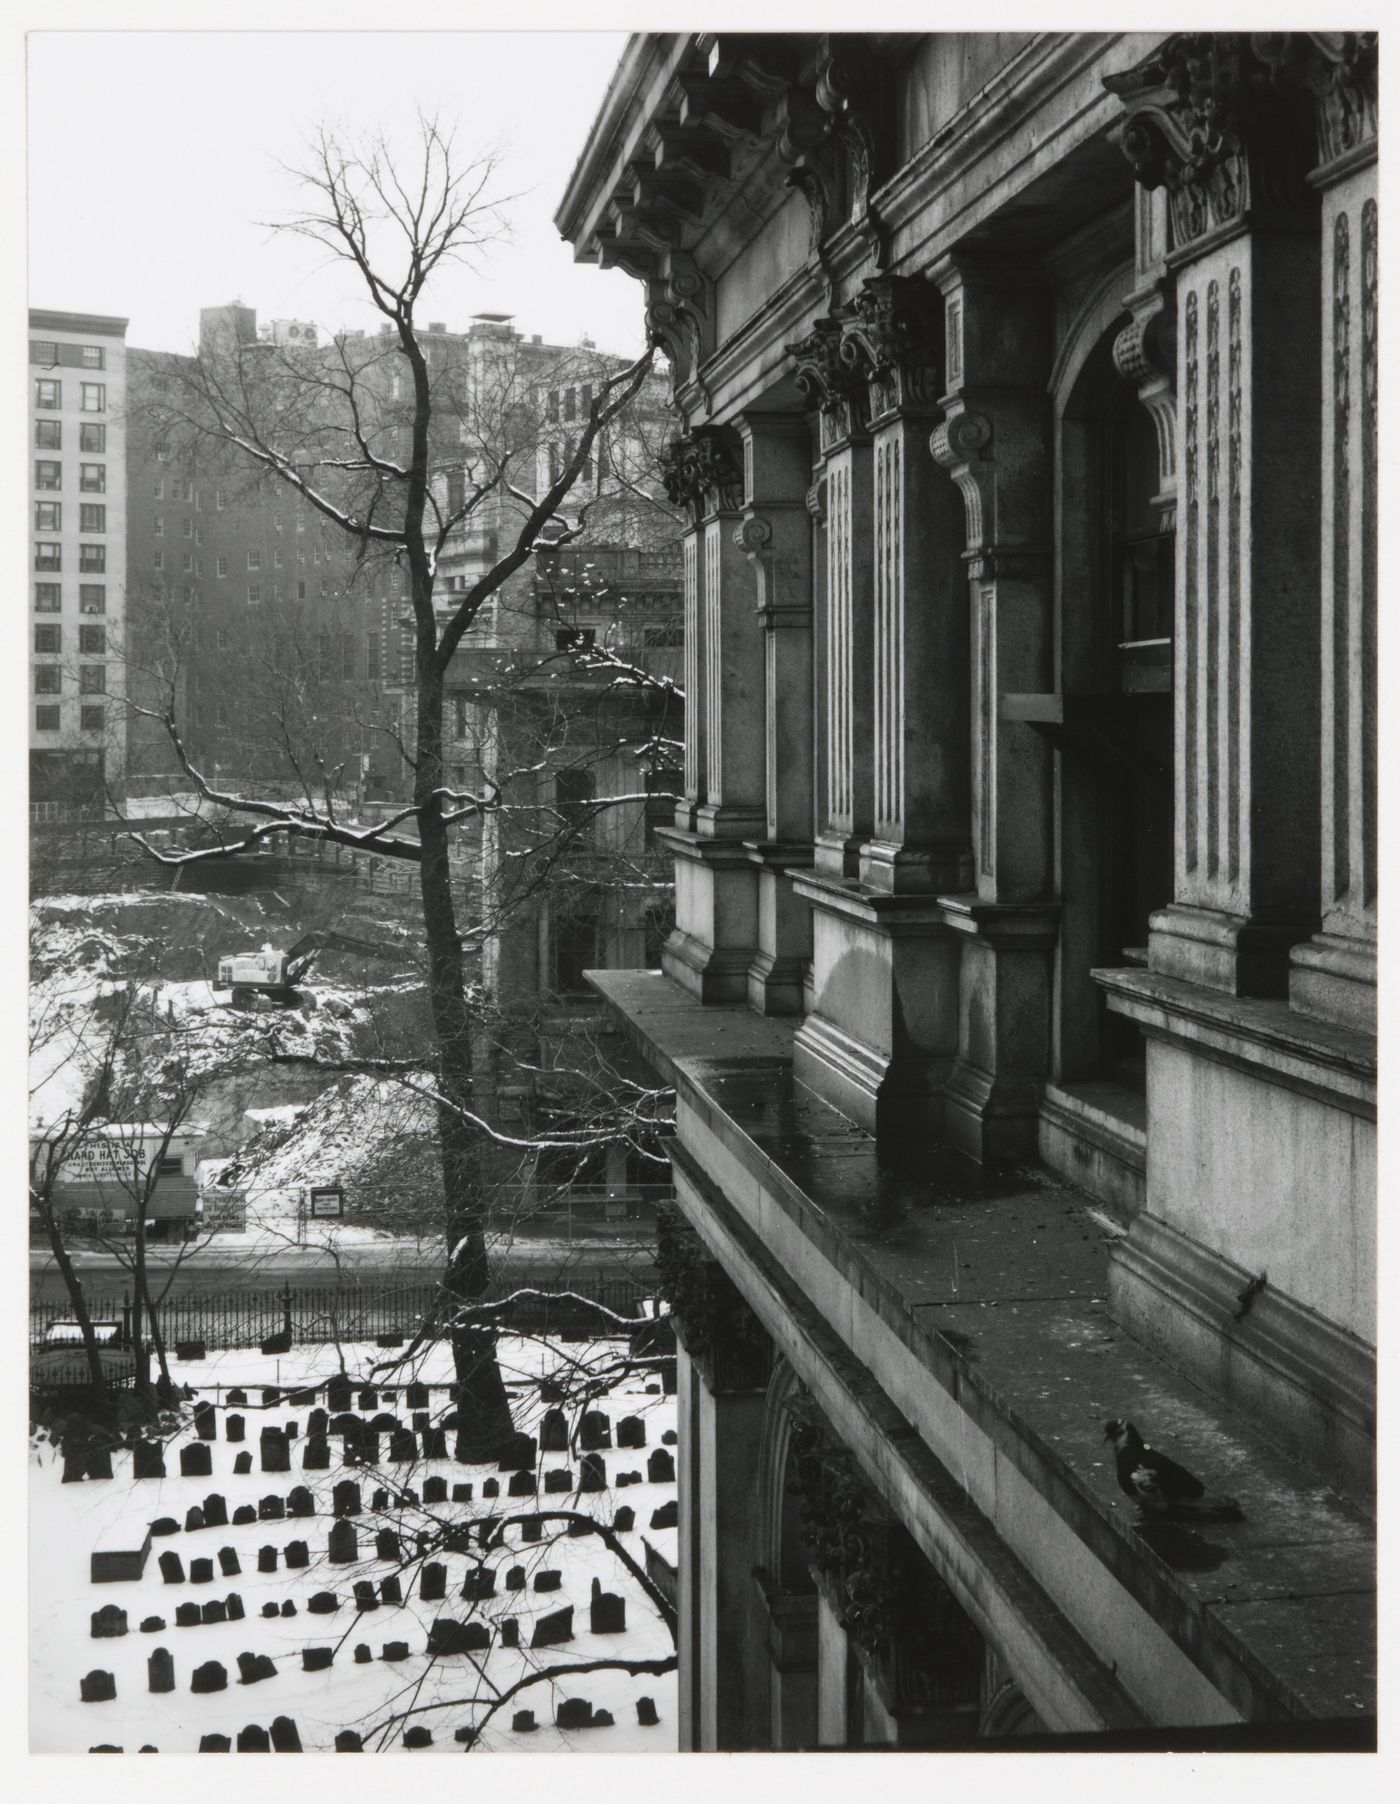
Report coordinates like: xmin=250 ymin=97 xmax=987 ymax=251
xmin=559 ymin=32 xmax=1376 ymax=1745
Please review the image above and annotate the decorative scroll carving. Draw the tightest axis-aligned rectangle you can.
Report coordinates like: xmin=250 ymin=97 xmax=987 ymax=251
xmin=645 ymin=251 xmax=714 ymax=390
xmin=659 ymin=425 xmax=745 ymax=525
xmin=1112 ymin=281 xmax=1178 ymax=508
xmin=1361 ymin=198 xmax=1377 ymax=439
xmin=653 ymin=1205 xmax=771 ymax=1392
xmin=1252 ymin=32 xmax=1378 ymax=170
xmin=805 ymin=472 xmax=828 ymax=525
xmin=814 ymin=39 xmax=882 ymax=220
xmin=786 ymin=317 xmax=867 ymax=450
xmin=928 ymin=410 xmax=994 ymax=547
xmin=837 ymin=274 xmax=942 ymax=419
xmin=1103 ymin=34 xmax=1314 ymax=251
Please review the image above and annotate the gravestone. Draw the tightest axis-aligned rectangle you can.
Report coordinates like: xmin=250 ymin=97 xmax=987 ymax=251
xmin=508 ymin=1471 xmax=537 ymax=1496
xmin=419 ymin=1563 xmax=447 ymax=1602
xmin=225 ymin=1593 xmax=245 ymax=1621
xmin=662 ymin=1428 xmax=678 ymax=1445
xmin=512 ymin=1710 xmax=536 ymax=1732
xmin=578 ymin=1452 xmax=607 ymax=1492
xmin=280 ymin=1601 xmax=296 ymax=1617
xmin=198 ymin=1736 xmax=230 ymax=1752
xmin=377 ymin=1333 xmax=404 ymax=1349
xmin=285 ymin=1421 xmax=298 ymax=1438
xmin=258 ymin=1495 xmax=285 ymax=1520
xmin=257 ymin=1546 xmax=279 ymax=1573
xmin=646 ymin=1383 xmax=661 ymax=1395
xmin=260 ymin=1329 xmax=291 ymax=1356
xmin=286 ymin=1485 xmax=315 ymax=1517
xmin=389 ymin=1429 xmax=417 ymax=1463
xmin=190 ymin=1660 xmax=227 ymax=1693
xmin=421 ymin=1426 xmax=447 ymax=1459
xmin=594 ymin=1710 xmax=615 ymax=1727
xmin=232 ymin=1504 xmax=257 ymax=1525
xmin=461 ymin=1566 xmax=496 ymax=1601
xmin=521 ymin=1517 xmax=544 ymax=1544
xmin=650 ymin=1500 xmax=678 ymax=1529
xmin=426 ymin=1618 xmax=491 ymax=1655
xmin=307 ymin=1592 xmax=339 ymax=1615
xmin=132 ymin=1441 xmax=165 ymax=1479
xmin=150 ymin=1517 xmax=178 ymax=1537
xmin=175 ymin=1340 xmax=205 ymax=1361
xmin=556 ymin=1698 xmax=593 ymax=1729
xmin=403 ymin=1727 xmax=432 ymax=1748
xmin=353 ymin=1581 xmax=379 ymax=1611
xmin=371 ymin=1487 xmax=391 ymax=1510
xmin=406 ymin=1382 xmax=430 ymax=1410
xmin=223 ymin=1414 xmax=244 ymax=1443
xmin=291 ymin=1387 xmax=318 ymax=1407
xmin=481 ymin=1478 xmax=499 ymax=1499
xmin=381 ymin=1641 xmax=410 ymax=1661
xmin=147 ymin=1648 xmax=175 ymax=1693
xmin=617 ymin=1415 xmax=647 ymax=1448
xmin=217 ymin=1546 xmax=240 ymax=1576
xmin=302 ymin=1646 xmax=334 ymax=1672
xmin=422 ymin=1475 xmax=447 ymax=1504
xmin=201 ymin=1599 xmax=228 ymax=1625
xmin=647 ymin=1447 xmax=676 ymax=1484
xmin=613 ymin=1507 xmax=636 ymax=1532
xmin=90 ymin=1746 xmax=122 ymax=1753
xmin=194 ymin=1402 xmax=217 ymax=1440
xmin=139 ymin=1616 xmax=165 ymax=1633
xmin=379 ymin=1574 xmax=404 ymax=1605
xmin=284 ymin=1539 xmax=309 ymax=1569
xmin=334 ymin=1731 xmax=362 ymax=1751
xmin=500 ymin=1618 xmax=520 ymax=1648
xmin=539 ymin=1408 xmax=569 ymax=1452
xmin=636 ymin=1696 xmax=660 ymax=1726
xmin=157 ymin=1550 xmax=185 ymax=1584
xmin=270 ymin=1716 xmax=302 ymax=1752
xmin=236 ymin=1724 xmax=271 ymax=1751
xmin=227 ymin=1389 xmax=247 ymax=1407
xmin=175 ymin=1603 xmax=202 ymax=1627
xmin=327 ymin=1520 xmax=358 ymax=1564
xmin=590 ymin=1577 xmax=626 ymax=1634
xmin=236 ymin=1652 xmax=277 ymax=1685
xmin=539 ymin=1375 xmax=566 ymax=1403
xmin=332 ymin=1479 xmax=361 ymax=1517
xmin=202 ymin=1493 xmax=228 ymax=1528
xmin=357 ymin=1388 xmax=377 ymax=1410
xmin=330 ymin=1413 xmax=361 ymax=1437
xmin=179 ymin=1443 xmax=212 ymax=1478
xmin=498 ymin=1431 xmax=536 ymax=1471
xmin=411 ymin=1412 xmax=429 ymax=1432
xmin=91 ymin=1605 xmax=127 ymax=1639
xmin=259 ymin=1428 xmax=290 ymax=1473
xmin=261 ymin=1604 xmax=279 ymax=1619
xmin=544 ymin=1468 xmax=573 ymax=1494
xmin=301 ymin=1437 xmax=329 ymax=1470
xmin=375 ymin=1528 xmax=400 ymax=1562
xmin=261 ymin=1387 xmax=281 ymax=1406
xmin=371 ymin=1413 xmax=400 ymax=1434
xmin=579 ymin=1411 xmax=612 ymax=1450
xmin=617 ymin=1472 xmax=637 ymax=1488
xmin=307 ymin=1409 xmax=328 ymax=1437
xmin=353 ymin=1644 xmax=372 ymax=1665
xmin=400 ymin=1487 xmax=420 ymax=1507
xmin=533 ymin=1569 xmax=563 ymax=1593
xmin=326 ymin=1376 xmax=352 ymax=1411
xmin=189 ymin=1557 xmax=214 ymax=1584
xmin=505 ymin=1565 xmax=527 ymax=1592
xmin=568 ymin=1515 xmax=592 ymax=1538
xmin=452 ymin=1483 xmax=473 ymax=1503
xmin=233 ymin=1453 xmax=253 ymax=1475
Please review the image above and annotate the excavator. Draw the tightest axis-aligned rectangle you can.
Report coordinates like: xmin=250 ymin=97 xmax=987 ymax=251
xmin=214 ymin=927 xmax=400 ymax=1006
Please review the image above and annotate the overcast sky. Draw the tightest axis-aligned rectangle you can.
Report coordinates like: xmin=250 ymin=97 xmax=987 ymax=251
xmin=26 ymin=31 xmax=647 ymax=357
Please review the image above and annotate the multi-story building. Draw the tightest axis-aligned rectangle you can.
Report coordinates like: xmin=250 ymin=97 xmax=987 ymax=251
xmin=29 ymin=310 xmax=128 ymax=819
xmin=560 ymin=31 xmax=1377 ymax=1747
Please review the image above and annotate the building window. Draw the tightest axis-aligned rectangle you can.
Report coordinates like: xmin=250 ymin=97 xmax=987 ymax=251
xmin=156 ymin=441 xmax=170 ymax=462
xmin=79 ymin=463 xmax=105 ymax=492
xmin=79 ymin=664 xmax=106 ymax=695
xmin=36 ymin=420 xmax=61 ymax=450
xmin=35 ymin=583 xmax=62 ymax=612
xmin=81 ymin=345 xmax=104 ymax=369
xmin=79 ymin=544 xmax=106 ymax=572
xmin=34 ymin=624 xmax=61 ymax=654
xmin=31 ymin=339 xmax=58 ymax=364
xmin=34 ymin=665 xmax=62 ymax=694
xmin=81 ymin=704 xmax=104 ymax=732
xmin=247 ymin=549 xmax=261 ymax=570
xmin=215 ymin=488 xmax=226 ymax=510
xmin=153 ymin=551 xmax=164 ymax=571
xmin=80 ymin=423 xmax=105 ymax=453
xmin=79 ymin=503 xmax=106 ymax=533
xmin=35 ymin=460 xmax=61 ymax=491
xmin=183 ymin=516 xmax=193 ymax=539
xmin=564 ymin=386 xmax=577 ymax=423
xmin=79 ymin=624 xmax=106 ymax=654
xmin=216 ymin=555 xmax=228 ymax=577
xmin=296 ymin=509 xmax=306 ymax=534
xmin=35 ymin=543 xmax=61 ymax=572
xmin=274 ymin=512 xmax=283 ymax=531
xmin=247 ymin=584 xmax=262 ymax=605
xmin=297 ymin=580 xmax=307 ymax=600
xmin=80 ymin=382 xmax=105 ymax=412
xmin=35 ymin=705 xmax=60 ymax=733
xmin=216 ymin=628 xmax=229 ymax=651
xmin=34 ymin=501 xmax=61 ymax=532
xmin=182 ymin=552 xmax=193 ymax=572
xmin=547 ymin=389 xmax=559 ymax=423
xmin=366 ymin=632 xmax=380 ymax=681
xmin=273 ymin=547 xmax=284 ymax=568
xmin=79 ymin=585 xmax=105 ymax=614
xmin=154 ymin=515 xmax=165 ymax=537
xmin=35 ymin=378 xmax=61 ymax=409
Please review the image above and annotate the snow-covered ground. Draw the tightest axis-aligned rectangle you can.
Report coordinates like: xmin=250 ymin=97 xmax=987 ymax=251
xmin=31 ymin=1337 xmax=678 ymax=1753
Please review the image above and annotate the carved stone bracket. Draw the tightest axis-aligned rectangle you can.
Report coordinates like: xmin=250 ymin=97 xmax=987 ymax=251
xmin=1103 ymin=33 xmax=1318 ymax=254
xmin=660 ymin=424 xmax=745 ymax=526
xmin=786 ymin=316 xmax=868 ymax=451
xmin=929 ymin=408 xmax=995 ymax=548
xmin=1113 ymin=279 xmax=1178 ymax=515
xmin=653 ymin=1204 xmax=771 ymax=1392
xmin=645 ymin=251 xmax=715 ymax=390
xmin=837 ymin=274 xmax=943 ymax=422
xmin=1252 ymin=32 xmax=1378 ymax=174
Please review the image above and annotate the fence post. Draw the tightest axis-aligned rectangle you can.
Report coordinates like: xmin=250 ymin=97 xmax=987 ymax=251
xmin=121 ymin=1291 xmax=131 ymax=1349
xmin=283 ymin=1282 xmax=293 ymax=1339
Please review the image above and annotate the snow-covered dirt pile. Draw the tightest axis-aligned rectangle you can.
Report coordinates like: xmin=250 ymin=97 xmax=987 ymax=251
xmin=31 ymin=1337 xmax=678 ymax=1753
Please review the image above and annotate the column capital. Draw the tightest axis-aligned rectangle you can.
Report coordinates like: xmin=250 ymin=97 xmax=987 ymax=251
xmin=835 ymin=273 xmax=944 ymax=425
xmin=785 ymin=316 xmax=869 ymax=453
xmin=660 ymin=423 xmax=746 ymax=526
xmin=1251 ymin=32 xmax=1378 ymax=181
xmin=1102 ymin=33 xmax=1318 ymax=258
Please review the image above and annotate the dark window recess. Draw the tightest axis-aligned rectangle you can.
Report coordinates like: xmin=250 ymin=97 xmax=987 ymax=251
xmin=554 ymin=912 xmax=599 ymax=994
xmin=555 ymin=767 xmax=596 ymax=825
xmin=1114 ymin=404 xmax=1174 ymax=695
xmin=555 ymin=626 xmax=596 ymax=652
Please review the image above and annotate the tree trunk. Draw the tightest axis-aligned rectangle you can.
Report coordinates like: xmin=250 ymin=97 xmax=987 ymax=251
xmin=35 ymin=1191 xmax=113 ymax=1423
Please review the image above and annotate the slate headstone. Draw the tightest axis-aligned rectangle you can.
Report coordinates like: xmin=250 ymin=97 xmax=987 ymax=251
xmin=579 ymin=1410 xmax=612 ymax=1450
xmin=132 ymin=1441 xmax=165 ymax=1479
xmin=307 ymin=1591 xmax=339 ymax=1615
xmin=556 ymin=1697 xmax=592 ymax=1729
xmin=334 ymin=1731 xmax=362 ymax=1751
xmin=613 ymin=1506 xmax=635 ymax=1533
xmin=175 ymin=1603 xmax=202 ymax=1627
xmin=80 ymin=1669 xmax=116 ymax=1703
xmin=353 ymin=1581 xmax=379 ymax=1611
xmin=512 ymin=1710 xmax=536 ymax=1732
xmin=326 ymin=1377 xmax=352 ymax=1411
xmin=568 ymin=1515 xmax=593 ymax=1538
xmin=357 ymin=1389 xmax=378 ymax=1410
xmin=225 ymin=1593 xmax=245 ymax=1621
xmin=91 ymin=1605 xmax=127 ymax=1639
xmin=539 ymin=1408 xmax=569 ymax=1452
xmin=662 ymin=1428 xmax=677 ymax=1445
xmin=650 ymin=1500 xmax=678 ymax=1529
xmin=157 ymin=1550 xmax=185 ymax=1584
xmin=262 ymin=1387 xmax=281 ymax=1407
xmin=508 ymin=1470 xmax=537 ymax=1496
xmin=201 ymin=1599 xmax=228 ymax=1625
xmin=236 ymin=1652 xmax=277 ymax=1685
xmin=236 ymin=1723 xmax=272 ymax=1751
xmin=481 ymin=1477 xmax=499 ymax=1499
xmin=179 ymin=1443 xmax=212 ymax=1478
xmin=403 ymin=1726 xmax=432 ymax=1748
xmin=636 ymin=1696 xmax=660 ymax=1726
xmin=379 ymin=1574 xmax=404 ymax=1606
xmin=332 ymin=1479 xmax=361 ymax=1517
xmin=233 ymin=1452 xmax=253 ymax=1475
xmin=194 ymin=1402 xmax=217 ymax=1440
xmin=258 ymin=1495 xmax=285 ymax=1521
xmin=189 ymin=1557 xmax=214 ymax=1584
xmin=647 ymin=1447 xmax=676 ymax=1484
xmin=301 ymin=1437 xmax=329 ymax=1470
xmin=371 ymin=1412 xmax=400 ymax=1434
xmin=303 ymin=1646 xmax=334 ymax=1672
xmin=259 ymin=1428 xmax=290 ymax=1473
xmin=544 ymin=1467 xmax=573 ymax=1494
xmin=191 ymin=1661 xmax=227 ymax=1693
xmin=381 ymin=1641 xmax=410 ymax=1661
xmin=421 ymin=1425 xmax=447 ymax=1459
xmin=307 ymin=1409 xmax=328 ymax=1437
xmin=261 ymin=1603 xmax=279 ymax=1619
xmin=198 ymin=1735 xmax=230 ymax=1752
xmin=617 ymin=1415 xmax=647 ymax=1449
xmin=578 ymin=1452 xmax=607 ymax=1493
xmin=284 ymin=1539 xmax=309 ymax=1570
xmin=150 ymin=1516 xmax=178 ymax=1537
xmin=405 ymin=1382 xmax=429 ymax=1410
xmin=147 ymin=1648 xmax=175 ymax=1693
xmin=452 ymin=1482 xmax=473 ymax=1503
xmin=461 ymin=1566 xmax=496 ymax=1602
xmin=498 ymin=1431 xmax=536 ymax=1471
xmin=260 ymin=1329 xmax=291 ymax=1355
xmin=419 ymin=1562 xmax=447 ymax=1602
xmin=422 ymin=1475 xmax=447 ymax=1504
xmin=533 ymin=1569 xmax=563 ymax=1593
xmin=505 ymin=1565 xmax=527 ymax=1592
xmin=270 ymin=1715 xmax=302 ymax=1752
xmin=371 ymin=1486 xmax=390 ymax=1510
xmin=232 ymin=1504 xmax=257 ymax=1525
xmin=389 ymin=1429 xmax=417 ymax=1463
xmin=217 ymin=1546 xmax=240 ymax=1577
xmin=426 ymin=1618 xmax=491 ymax=1655
xmin=590 ymin=1578 xmax=626 ymax=1634
xmin=224 ymin=1414 xmax=245 ymax=1443
xmin=521 ymin=1516 xmax=544 ymax=1544
xmin=375 ymin=1527 xmax=400 ymax=1561
xmin=500 ymin=1617 xmax=520 ymax=1648
xmin=175 ymin=1340 xmax=205 ymax=1362
xmin=280 ymin=1600 xmax=296 ymax=1618
xmin=327 ymin=1520 xmax=358 ymax=1564
xmin=353 ymin=1644 xmax=372 ymax=1665
xmin=292 ymin=1387 xmax=318 ymax=1407
xmin=227 ymin=1389 xmax=248 ymax=1407
xmin=140 ymin=1616 xmax=165 ymax=1633
xmin=257 ymin=1546 xmax=279 ymax=1573
xmin=202 ymin=1492 xmax=228 ymax=1528
xmin=286 ymin=1485 xmax=315 ymax=1517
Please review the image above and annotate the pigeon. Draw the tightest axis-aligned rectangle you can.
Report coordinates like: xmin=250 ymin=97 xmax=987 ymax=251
xmin=1103 ymin=1419 xmax=1243 ymax=1520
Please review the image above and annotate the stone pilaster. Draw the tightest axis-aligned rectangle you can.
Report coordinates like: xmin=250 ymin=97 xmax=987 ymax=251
xmin=929 ymin=255 xmax=1058 ymax=1161
xmin=737 ymin=412 xmax=817 ymax=1015
xmin=1106 ymin=35 xmax=1324 ymax=997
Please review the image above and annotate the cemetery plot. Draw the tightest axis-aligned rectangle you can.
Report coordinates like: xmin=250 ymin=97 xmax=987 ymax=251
xmin=31 ymin=1338 xmax=678 ymax=1753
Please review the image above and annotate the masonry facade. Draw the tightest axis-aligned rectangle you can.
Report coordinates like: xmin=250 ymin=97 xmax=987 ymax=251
xmin=559 ymin=32 xmax=1376 ymax=1745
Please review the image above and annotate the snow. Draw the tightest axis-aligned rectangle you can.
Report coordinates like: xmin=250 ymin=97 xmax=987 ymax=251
xmin=30 ymin=1337 xmax=678 ymax=1753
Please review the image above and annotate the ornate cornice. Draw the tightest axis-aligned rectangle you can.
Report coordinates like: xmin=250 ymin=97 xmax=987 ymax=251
xmin=1252 ymin=32 xmax=1378 ymax=174
xmin=1103 ymin=34 xmax=1317 ymax=254
xmin=653 ymin=1204 xmax=771 ymax=1390
xmin=659 ymin=425 xmax=745 ymax=525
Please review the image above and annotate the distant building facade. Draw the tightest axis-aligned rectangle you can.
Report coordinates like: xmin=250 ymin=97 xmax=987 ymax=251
xmin=29 ymin=310 xmax=129 ymax=818
xmin=561 ymin=31 xmax=1377 ymax=1746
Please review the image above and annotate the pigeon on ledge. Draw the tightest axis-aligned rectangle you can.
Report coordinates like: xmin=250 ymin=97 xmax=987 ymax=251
xmin=1103 ymin=1419 xmax=1243 ymax=1520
